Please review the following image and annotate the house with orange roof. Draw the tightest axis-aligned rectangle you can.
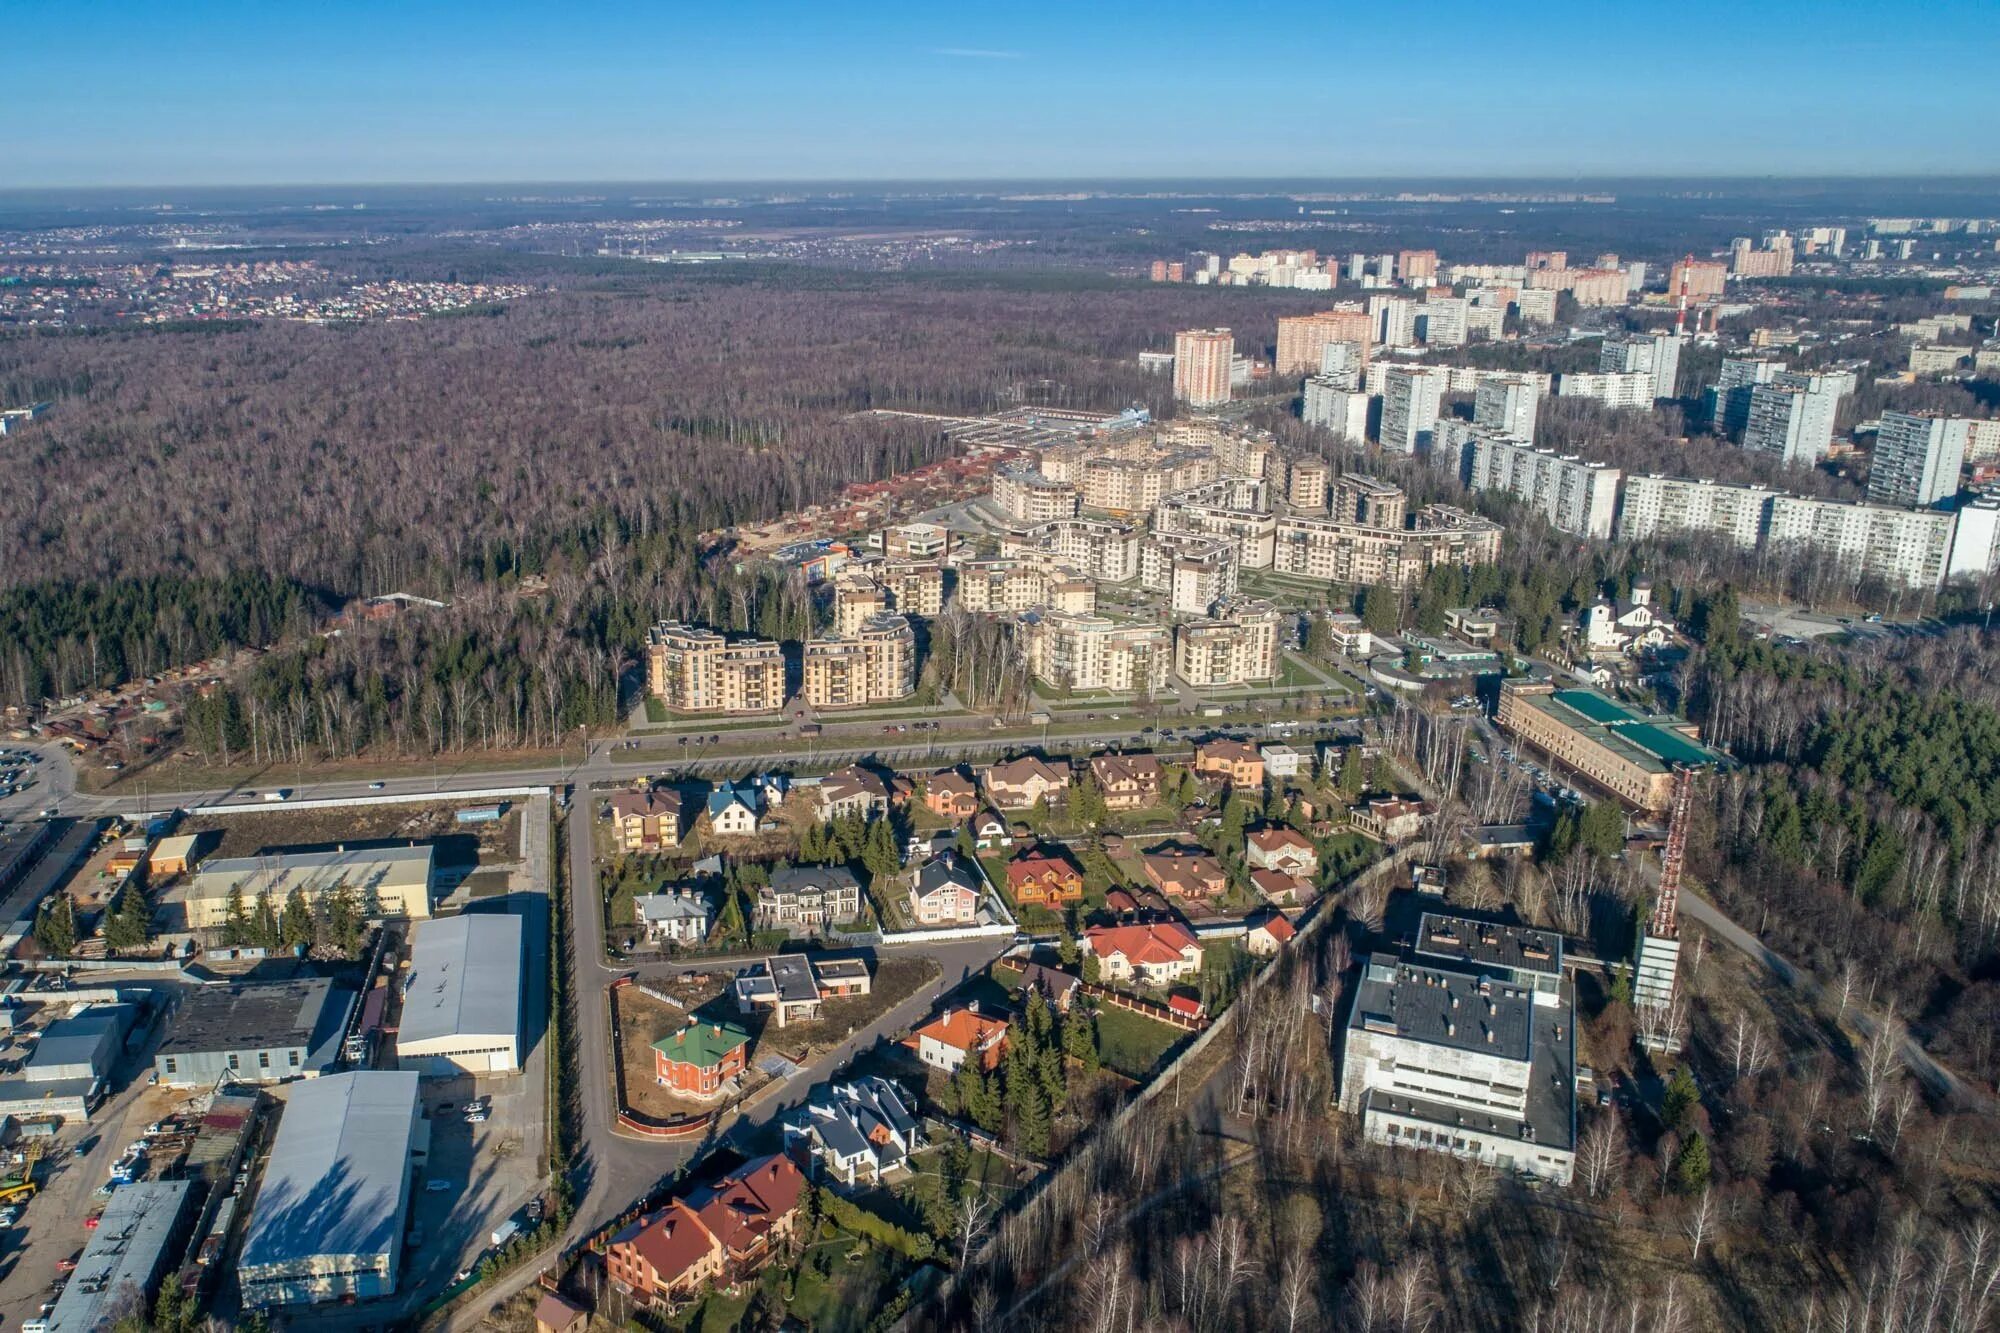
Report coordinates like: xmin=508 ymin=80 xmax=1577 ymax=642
xmin=1245 ymin=910 xmax=1297 ymax=957
xmin=1005 ymin=847 xmax=1085 ymax=909
xmin=1085 ymin=922 xmax=1204 ymax=986
xmin=904 ymin=1004 xmax=1010 ymax=1073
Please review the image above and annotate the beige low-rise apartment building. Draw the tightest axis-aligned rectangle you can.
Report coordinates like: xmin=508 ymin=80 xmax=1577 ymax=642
xmin=802 ymin=614 xmax=916 ymax=708
xmin=1174 ymin=596 xmax=1282 ymax=687
xmin=955 ymin=559 xmax=1096 ymax=615
xmin=1272 ymin=506 xmax=1501 ymax=589
xmin=1021 ymin=610 xmax=1172 ymax=695
xmin=993 ymin=465 xmax=1077 ymax=524
xmin=646 ymin=621 xmax=787 ymax=714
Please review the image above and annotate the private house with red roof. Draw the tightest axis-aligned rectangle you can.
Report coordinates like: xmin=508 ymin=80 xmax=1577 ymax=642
xmin=652 ymin=1016 xmax=752 ymax=1100
xmin=605 ymin=1154 xmax=808 ymax=1306
xmin=1005 ymin=847 xmax=1085 ymax=909
xmin=1245 ymin=910 xmax=1297 ymax=956
xmin=1245 ymin=827 xmax=1318 ymax=877
xmin=905 ymin=1005 xmax=1010 ymax=1073
xmin=1141 ymin=846 xmax=1227 ymax=901
xmin=1085 ymin=922 xmax=1204 ymax=986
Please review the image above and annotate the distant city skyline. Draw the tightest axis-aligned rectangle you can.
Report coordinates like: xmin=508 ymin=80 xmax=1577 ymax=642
xmin=10 ymin=0 xmax=1999 ymax=187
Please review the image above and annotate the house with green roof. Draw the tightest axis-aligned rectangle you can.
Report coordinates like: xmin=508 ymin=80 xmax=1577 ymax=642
xmin=652 ymin=1014 xmax=752 ymax=1100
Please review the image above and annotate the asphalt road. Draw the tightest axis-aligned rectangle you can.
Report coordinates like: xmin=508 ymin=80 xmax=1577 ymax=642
xmin=1681 ymin=889 xmax=1993 ymax=1114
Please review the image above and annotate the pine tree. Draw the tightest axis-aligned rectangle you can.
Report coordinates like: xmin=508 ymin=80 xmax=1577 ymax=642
xmin=1037 ymin=1041 xmax=1067 ymax=1111
xmin=105 ymin=887 xmax=151 ymax=952
xmin=862 ymin=817 xmax=901 ymax=879
xmin=253 ymin=891 xmax=280 ymax=949
xmin=280 ymin=889 xmax=314 ymax=951
xmin=1064 ymin=1007 xmax=1101 ymax=1077
xmin=1662 ymin=1066 xmax=1700 ymax=1134
xmin=1015 ymin=1081 xmax=1052 ymax=1157
xmin=1338 ymin=747 xmax=1363 ymax=797
xmin=717 ymin=890 xmax=747 ymax=942
xmin=35 ymin=894 xmax=76 ymax=957
xmin=1673 ymin=1132 xmax=1712 ymax=1194
xmin=1056 ymin=925 xmax=1079 ymax=968
xmin=1082 ymin=951 xmax=1101 ymax=985
xmin=224 ymin=884 xmax=250 ymax=947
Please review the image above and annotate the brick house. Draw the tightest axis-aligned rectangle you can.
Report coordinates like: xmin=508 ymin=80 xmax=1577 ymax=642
xmin=605 ymin=1154 xmax=807 ymax=1306
xmin=651 ymin=1016 xmax=752 ymax=1099
xmin=908 ymin=852 xmax=984 ymax=927
xmin=1084 ymin=922 xmax=1204 ymax=986
xmin=1350 ymin=797 xmax=1428 ymax=844
xmin=1141 ymin=846 xmax=1227 ymax=900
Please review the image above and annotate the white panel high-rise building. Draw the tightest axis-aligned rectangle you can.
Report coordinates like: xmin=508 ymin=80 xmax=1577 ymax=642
xmin=1370 ymin=296 xmax=1418 ymax=348
xmin=1379 ymin=366 xmax=1446 ymax=455
xmin=1870 ymin=410 xmax=1968 ymax=507
xmin=1474 ymin=375 xmax=1539 ymax=442
xmin=1742 ymin=384 xmax=1835 ymax=466
xmin=1464 ymin=431 xmax=1622 ymax=539
xmin=1598 ymin=331 xmax=1684 ymax=401
xmin=1709 ymin=357 xmax=1784 ymax=437
xmin=1615 ymin=475 xmax=1774 ymax=550
xmin=1303 ymin=379 xmax=1369 ymax=446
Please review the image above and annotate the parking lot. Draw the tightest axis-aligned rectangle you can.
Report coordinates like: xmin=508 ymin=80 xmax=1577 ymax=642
xmin=0 ymin=1039 xmax=184 ymax=1333
xmin=396 ymin=1069 xmax=548 ymax=1297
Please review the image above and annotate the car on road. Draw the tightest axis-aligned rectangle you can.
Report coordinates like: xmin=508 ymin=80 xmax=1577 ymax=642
xmin=369 ymin=781 xmax=386 ymax=790
xmin=465 ymin=1110 xmax=489 ymax=1124
xmin=425 ymin=1179 xmax=455 ymax=1193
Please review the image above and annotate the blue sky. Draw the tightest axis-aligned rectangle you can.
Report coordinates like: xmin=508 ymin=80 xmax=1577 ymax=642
xmin=7 ymin=0 xmax=1996 ymax=186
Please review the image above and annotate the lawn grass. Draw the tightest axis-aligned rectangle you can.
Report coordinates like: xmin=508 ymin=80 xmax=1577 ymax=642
xmin=1090 ymin=1001 xmax=1187 ymax=1080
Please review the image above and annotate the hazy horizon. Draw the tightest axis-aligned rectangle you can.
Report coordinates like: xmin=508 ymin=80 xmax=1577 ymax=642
xmin=12 ymin=0 xmax=1997 ymax=188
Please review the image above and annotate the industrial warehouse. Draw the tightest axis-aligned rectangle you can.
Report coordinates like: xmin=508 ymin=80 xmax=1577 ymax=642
xmin=154 ymin=977 xmax=357 ymax=1087
xmin=237 ymin=1070 xmax=426 ymax=1307
xmin=185 ymin=844 xmax=435 ymax=929
xmin=394 ymin=912 xmax=524 ymax=1076
xmin=42 ymin=1180 xmax=195 ymax=1333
